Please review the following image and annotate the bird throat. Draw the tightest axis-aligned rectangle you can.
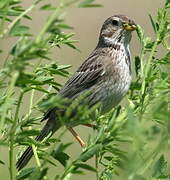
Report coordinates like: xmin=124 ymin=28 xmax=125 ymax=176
xmin=107 ymin=39 xmax=132 ymax=74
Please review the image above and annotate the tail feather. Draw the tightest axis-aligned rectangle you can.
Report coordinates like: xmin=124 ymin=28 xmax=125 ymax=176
xmin=16 ymin=109 xmax=61 ymax=170
xmin=16 ymin=146 xmax=33 ymax=171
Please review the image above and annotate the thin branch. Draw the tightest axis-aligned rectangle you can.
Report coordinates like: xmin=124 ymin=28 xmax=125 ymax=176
xmin=9 ymin=90 xmax=23 ymax=180
xmin=0 ymin=3 xmax=36 ymax=39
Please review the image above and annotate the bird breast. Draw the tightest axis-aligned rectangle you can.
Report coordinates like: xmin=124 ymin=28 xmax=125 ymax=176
xmin=99 ymin=46 xmax=132 ymax=114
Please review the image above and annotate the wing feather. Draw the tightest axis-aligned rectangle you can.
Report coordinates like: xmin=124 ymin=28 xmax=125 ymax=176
xmin=59 ymin=54 xmax=105 ymax=98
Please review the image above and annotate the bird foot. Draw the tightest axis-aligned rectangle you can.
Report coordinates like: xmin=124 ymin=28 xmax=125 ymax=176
xmin=67 ymin=127 xmax=86 ymax=147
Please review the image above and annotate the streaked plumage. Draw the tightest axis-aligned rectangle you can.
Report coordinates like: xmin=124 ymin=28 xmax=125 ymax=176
xmin=16 ymin=14 xmax=136 ymax=170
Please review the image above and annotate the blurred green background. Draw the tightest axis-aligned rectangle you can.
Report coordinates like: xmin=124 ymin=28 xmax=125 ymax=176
xmin=0 ymin=0 xmax=164 ymax=179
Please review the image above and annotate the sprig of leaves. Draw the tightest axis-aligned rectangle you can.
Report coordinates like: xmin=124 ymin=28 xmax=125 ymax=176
xmin=0 ymin=0 xmax=170 ymax=180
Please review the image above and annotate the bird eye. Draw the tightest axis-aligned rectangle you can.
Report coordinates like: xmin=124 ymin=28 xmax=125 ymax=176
xmin=112 ymin=19 xmax=119 ymax=26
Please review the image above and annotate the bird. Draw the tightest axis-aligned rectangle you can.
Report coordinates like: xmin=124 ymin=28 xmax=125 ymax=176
xmin=16 ymin=14 xmax=137 ymax=170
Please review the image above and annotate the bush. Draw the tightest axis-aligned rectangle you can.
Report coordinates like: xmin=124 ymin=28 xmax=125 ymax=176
xmin=0 ymin=0 xmax=169 ymax=179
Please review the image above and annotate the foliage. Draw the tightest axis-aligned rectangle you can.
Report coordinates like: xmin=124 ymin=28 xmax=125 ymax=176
xmin=0 ymin=0 xmax=170 ymax=180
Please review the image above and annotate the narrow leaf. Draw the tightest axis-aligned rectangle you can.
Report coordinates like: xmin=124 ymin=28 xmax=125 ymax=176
xmin=16 ymin=168 xmax=36 ymax=180
xmin=9 ymin=21 xmax=30 ymax=36
xmin=152 ymin=155 xmax=167 ymax=178
xmin=79 ymin=144 xmax=102 ymax=162
xmin=40 ymin=4 xmax=55 ymax=10
xmin=75 ymin=163 xmax=96 ymax=172
xmin=0 ymin=160 xmax=5 ymax=165
xmin=136 ymin=25 xmax=145 ymax=43
xmin=52 ymin=151 xmax=70 ymax=166
xmin=148 ymin=14 xmax=157 ymax=32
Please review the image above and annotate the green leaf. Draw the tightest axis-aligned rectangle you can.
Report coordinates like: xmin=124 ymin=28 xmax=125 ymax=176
xmin=32 ymin=86 xmax=49 ymax=93
xmin=28 ymin=168 xmax=48 ymax=180
xmin=40 ymin=4 xmax=55 ymax=11
xmin=165 ymin=0 xmax=170 ymax=5
xmin=54 ymin=175 xmax=60 ymax=180
xmin=160 ymin=52 xmax=170 ymax=62
xmin=79 ymin=4 xmax=103 ymax=8
xmin=38 ymin=95 xmax=68 ymax=110
xmin=16 ymin=168 xmax=35 ymax=180
xmin=52 ymin=151 xmax=70 ymax=166
xmin=65 ymin=42 xmax=79 ymax=50
xmin=0 ymin=1 xmax=8 ymax=8
xmin=78 ymin=0 xmax=102 ymax=8
xmin=16 ymin=79 xmax=44 ymax=86
xmin=35 ymin=76 xmax=53 ymax=82
xmin=79 ymin=144 xmax=102 ymax=162
xmin=103 ymin=171 xmax=113 ymax=180
xmin=46 ymin=138 xmax=60 ymax=144
xmin=16 ymin=137 xmax=41 ymax=146
xmin=0 ymin=140 xmax=8 ymax=146
xmin=152 ymin=155 xmax=167 ymax=178
xmin=10 ymin=37 xmax=33 ymax=57
xmin=9 ymin=21 xmax=30 ymax=36
xmin=135 ymin=56 xmax=141 ymax=75
xmin=57 ymin=23 xmax=73 ymax=29
xmin=75 ymin=163 xmax=96 ymax=172
xmin=0 ymin=160 xmax=5 ymax=165
xmin=145 ymin=41 xmax=155 ymax=49
xmin=39 ymin=156 xmax=57 ymax=167
xmin=149 ymin=14 xmax=157 ymax=33
xmin=130 ymin=82 xmax=141 ymax=90
xmin=51 ymin=143 xmax=72 ymax=166
xmin=136 ymin=25 xmax=145 ymax=43
xmin=57 ymin=64 xmax=72 ymax=70
xmin=17 ymin=129 xmax=40 ymax=137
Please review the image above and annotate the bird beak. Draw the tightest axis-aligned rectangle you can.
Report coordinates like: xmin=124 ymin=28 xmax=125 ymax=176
xmin=123 ymin=23 xmax=137 ymax=31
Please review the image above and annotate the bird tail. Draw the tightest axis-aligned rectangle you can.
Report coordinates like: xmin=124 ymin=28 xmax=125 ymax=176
xmin=16 ymin=108 xmax=61 ymax=171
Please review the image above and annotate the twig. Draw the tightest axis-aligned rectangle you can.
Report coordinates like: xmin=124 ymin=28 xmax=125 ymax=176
xmin=0 ymin=3 xmax=36 ymax=39
xmin=9 ymin=90 xmax=23 ymax=180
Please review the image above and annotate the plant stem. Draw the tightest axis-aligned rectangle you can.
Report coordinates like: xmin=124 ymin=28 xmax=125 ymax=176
xmin=35 ymin=6 xmax=63 ymax=44
xmin=140 ymin=8 xmax=165 ymax=111
xmin=9 ymin=90 xmax=23 ymax=180
xmin=29 ymin=89 xmax=41 ymax=168
xmin=35 ymin=0 xmax=78 ymax=44
xmin=0 ymin=3 xmax=36 ymax=39
xmin=32 ymin=144 xmax=41 ymax=168
xmin=14 ymin=92 xmax=24 ymax=123
xmin=95 ymin=154 xmax=99 ymax=179
xmin=0 ymin=72 xmax=19 ymax=133
xmin=29 ymin=89 xmax=35 ymax=115
xmin=141 ymin=41 xmax=158 ymax=95
xmin=9 ymin=139 xmax=15 ymax=180
xmin=0 ymin=0 xmax=10 ymax=34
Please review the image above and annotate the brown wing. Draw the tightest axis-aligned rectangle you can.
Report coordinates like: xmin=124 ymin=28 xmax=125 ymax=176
xmin=59 ymin=53 xmax=105 ymax=99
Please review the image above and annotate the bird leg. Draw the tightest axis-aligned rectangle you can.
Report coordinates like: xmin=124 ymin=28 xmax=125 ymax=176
xmin=67 ymin=127 xmax=86 ymax=147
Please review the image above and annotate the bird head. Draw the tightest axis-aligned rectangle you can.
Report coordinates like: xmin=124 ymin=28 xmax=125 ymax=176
xmin=99 ymin=15 xmax=136 ymax=46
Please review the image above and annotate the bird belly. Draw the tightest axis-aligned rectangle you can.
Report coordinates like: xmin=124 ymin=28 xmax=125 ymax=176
xmin=100 ymin=73 xmax=131 ymax=114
